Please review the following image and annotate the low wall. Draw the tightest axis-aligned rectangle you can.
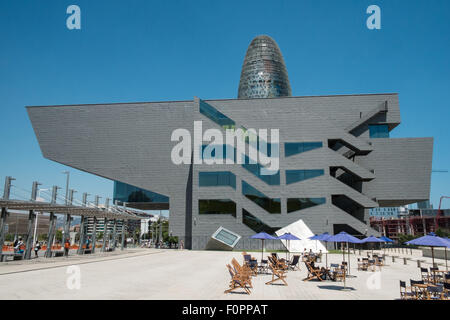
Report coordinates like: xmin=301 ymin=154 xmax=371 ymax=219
xmin=422 ymin=247 xmax=449 ymax=260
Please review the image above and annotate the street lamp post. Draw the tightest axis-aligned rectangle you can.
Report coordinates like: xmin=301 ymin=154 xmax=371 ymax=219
xmin=62 ymin=171 xmax=70 ymax=205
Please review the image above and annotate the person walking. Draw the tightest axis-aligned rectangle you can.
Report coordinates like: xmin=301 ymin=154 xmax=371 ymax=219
xmin=34 ymin=241 xmax=41 ymax=258
xmin=14 ymin=237 xmax=24 ymax=254
xmin=85 ymin=237 xmax=91 ymax=250
xmin=64 ymin=239 xmax=70 ymax=257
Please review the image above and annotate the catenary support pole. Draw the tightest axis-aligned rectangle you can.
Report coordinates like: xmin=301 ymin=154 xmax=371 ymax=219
xmin=91 ymin=195 xmax=101 ymax=253
xmin=121 ymin=220 xmax=126 ymax=250
xmin=45 ymin=186 xmax=60 ymax=258
xmin=63 ymin=189 xmax=75 ymax=256
xmin=111 ymin=219 xmax=117 ymax=250
xmin=77 ymin=192 xmax=90 ymax=254
xmin=0 ymin=176 xmax=14 ymax=258
xmin=102 ymin=218 xmax=109 ymax=252
xmin=102 ymin=198 xmax=110 ymax=252
xmin=24 ymin=181 xmax=40 ymax=259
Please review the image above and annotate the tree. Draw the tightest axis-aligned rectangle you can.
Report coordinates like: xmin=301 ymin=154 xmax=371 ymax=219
xmin=435 ymin=228 xmax=450 ymax=238
xmin=5 ymin=234 xmax=14 ymax=242
xmin=397 ymin=233 xmax=417 ymax=244
xmin=97 ymin=232 xmax=103 ymax=240
xmin=55 ymin=230 xmax=63 ymax=242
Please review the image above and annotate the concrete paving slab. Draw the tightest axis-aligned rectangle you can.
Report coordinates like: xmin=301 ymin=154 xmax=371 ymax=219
xmin=0 ymin=248 xmax=447 ymax=300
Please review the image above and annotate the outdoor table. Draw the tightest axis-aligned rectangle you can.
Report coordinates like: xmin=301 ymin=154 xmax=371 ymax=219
xmin=411 ymin=283 xmax=437 ymax=299
xmin=368 ymin=259 xmax=377 ymax=272
xmin=430 ymin=270 xmax=447 ymax=284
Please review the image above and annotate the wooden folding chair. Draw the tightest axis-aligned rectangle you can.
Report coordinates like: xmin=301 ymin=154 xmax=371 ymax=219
xmin=399 ymin=280 xmax=416 ymax=300
xmin=265 ymin=261 xmax=288 ymax=286
xmin=330 ymin=264 xmax=346 ymax=282
xmin=224 ymin=264 xmax=251 ymax=294
xmin=243 ymin=254 xmax=258 ymax=276
xmin=420 ymin=267 xmax=431 ymax=283
xmin=287 ymin=255 xmax=301 ymax=271
xmin=231 ymin=258 xmax=253 ymax=284
xmin=302 ymin=261 xmax=325 ymax=281
xmin=270 ymin=254 xmax=288 ymax=271
xmin=357 ymin=258 xmax=368 ymax=271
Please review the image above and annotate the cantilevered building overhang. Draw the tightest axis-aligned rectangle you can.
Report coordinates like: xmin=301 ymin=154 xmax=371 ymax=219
xmin=27 ymin=93 xmax=433 ymax=249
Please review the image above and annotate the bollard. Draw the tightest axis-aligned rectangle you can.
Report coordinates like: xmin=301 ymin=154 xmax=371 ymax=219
xmin=417 ymin=260 xmax=421 ymax=268
xmin=392 ymin=256 xmax=395 ymax=263
xmin=403 ymin=257 xmax=407 ymax=265
xmin=410 ymin=248 xmax=413 ymax=255
xmin=359 ymin=249 xmax=361 ymax=256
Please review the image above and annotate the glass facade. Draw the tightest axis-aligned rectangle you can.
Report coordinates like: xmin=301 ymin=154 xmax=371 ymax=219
xmin=242 ymin=209 xmax=279 ymax=235
xmin=113 ymin=181 xmax=169 ymax=203
xmin=238 ymin=35 xmax=292 ymax=99
xmin=369 ymin=124 xmax=389 ymax=138
xmin=213 ymin=228 xmax=240 ymax=246
xmin=287 ymin=198 xmax=326 ymax=213
xmin=199 ymin=100 xmax=235 ymax=129
xmin=242 ymin=181 xmax=281 ymax=213
xmin=285 ymin=169 xmax=324 ymax=185
xmin=199 ymin=171 xmax=236 ymax=189
xmin=242 ymin=155 xmax=280 ymax=185
xmin=369 ymin=207 xmax=400 ymax=217
xmin=199 ymin=199 xmax=236 ymax=217
xmin=285 ymin=142 xmax=323 ymax=157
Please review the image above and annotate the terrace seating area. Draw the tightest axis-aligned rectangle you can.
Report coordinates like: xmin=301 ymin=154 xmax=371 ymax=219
xmin=1 ymin=247 xmax=448 ymax=300
xmin=357 ymin=254 xmax=384 ymax=272
xmin=224 ymin=250 xmax=359 ymax=295
xmin=399 ymin=267 xmax=450 ymax=300
xmin=223 ymin=243 xmax=450 ymax=299
xmin=225 ymin=252 xmax=296 ymax=294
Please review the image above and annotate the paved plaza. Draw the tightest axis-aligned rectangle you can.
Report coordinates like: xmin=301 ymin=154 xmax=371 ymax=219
xmin=0 ymin=248 xmax=447 ymax=300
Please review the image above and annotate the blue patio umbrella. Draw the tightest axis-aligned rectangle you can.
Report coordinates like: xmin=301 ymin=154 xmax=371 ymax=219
xmin=405 ymin=232 xmax=450 ymax=270
xmin=309 ymin=232 xmax=331 ymax=267
xmin=361 ymin=235 xmax=385 ymax=256
xmin=326 ymin=232 xmax=362 ymax=275
xmin=250 ymin=232 xmax=277 ymax=261
xmin=379 ymin=236 xmax=394 ymax=243
xmin=278 ymin=233 xmax=301 ymax=261
xmin=378 ymin=235 xmax=394 ymax=254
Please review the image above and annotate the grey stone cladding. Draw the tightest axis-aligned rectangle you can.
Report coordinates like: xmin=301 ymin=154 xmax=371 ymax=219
xmin=27 ymin=93 xmax=433 ymax=249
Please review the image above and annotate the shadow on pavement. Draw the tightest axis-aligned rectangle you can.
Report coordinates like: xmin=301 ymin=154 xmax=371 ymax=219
xmin=317 ymin=285 xmax=356 ymax=291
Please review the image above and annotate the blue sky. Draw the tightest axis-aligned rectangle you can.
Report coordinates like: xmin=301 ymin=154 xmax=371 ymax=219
xmin=0 ymin=0 xmax=449 ymax=209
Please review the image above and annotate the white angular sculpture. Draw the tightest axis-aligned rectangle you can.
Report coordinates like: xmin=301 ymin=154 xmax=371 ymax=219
xmin=276 ymin=219 xmax=328 ymax=253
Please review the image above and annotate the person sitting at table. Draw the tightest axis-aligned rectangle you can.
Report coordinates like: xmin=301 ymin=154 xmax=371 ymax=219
xmin=310 ymin=261 xmax=329 ymax=280
xmin=14 ymin=237 xmax=24 ymax=254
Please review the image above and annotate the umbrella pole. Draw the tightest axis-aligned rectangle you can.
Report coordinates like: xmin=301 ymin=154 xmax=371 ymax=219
xmin=347 ymin=242 xmax=351 ymax=275
xmin=261 ymin=239 xmax=264 ymax=262
xmin=432 ymin=247 xmax=435 ymax=268
xmin=286 ymin=240 xmax=288 ymax=261
xmin=445 ymin=248 xmax=448 ymax=272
